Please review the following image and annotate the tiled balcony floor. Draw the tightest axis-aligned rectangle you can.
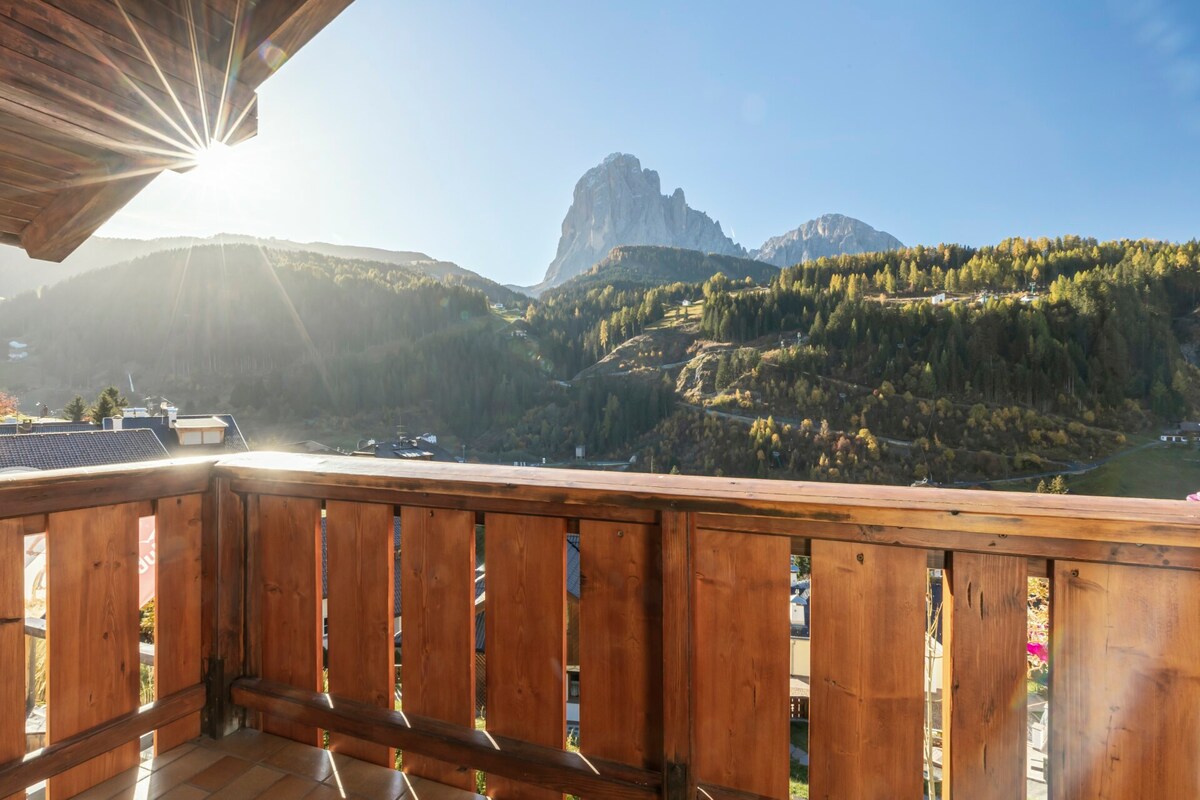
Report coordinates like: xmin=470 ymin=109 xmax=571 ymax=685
xmin=70 ymin=730 xmax=483 ymax=800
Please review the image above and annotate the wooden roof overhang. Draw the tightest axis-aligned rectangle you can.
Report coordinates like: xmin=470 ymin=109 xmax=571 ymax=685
xmin=0 ymin=0 xmax=354 ymax=262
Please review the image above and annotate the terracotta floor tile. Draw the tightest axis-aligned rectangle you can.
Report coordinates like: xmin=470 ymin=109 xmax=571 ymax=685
xmin=187 ymin=755 xmax=255 ymax=792
xmin=206 ymin=765 xmax=287 ymax=800
xmin=262 ymin=741 xmax=335 ymax=782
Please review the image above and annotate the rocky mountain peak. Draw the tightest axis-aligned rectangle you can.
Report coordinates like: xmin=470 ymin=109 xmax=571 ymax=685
xmin=535 ymin=154 xmax=743 ymax=293
xmin=750 ymin=213 xmax=903 ymax=267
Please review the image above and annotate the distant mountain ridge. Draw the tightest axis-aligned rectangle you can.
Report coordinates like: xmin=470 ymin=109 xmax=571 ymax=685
xmin=0 ymin=233 xmax=523 ymax=304
xmin=551 ymin=245 xmax=778 ymax=295
xmin=533 ymin=153 xmax=903 ymax=293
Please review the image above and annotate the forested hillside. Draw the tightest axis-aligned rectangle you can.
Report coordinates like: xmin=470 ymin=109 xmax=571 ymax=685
xmin=0 ymin=245 xmax=547 ymax=436
xmin=3 ymin=236 xmax=1198 ymax=488
xmin=557 ymin=246 xmax=778 ymax=293
xmin=510 ymin=237 xmax=1200 ymax=485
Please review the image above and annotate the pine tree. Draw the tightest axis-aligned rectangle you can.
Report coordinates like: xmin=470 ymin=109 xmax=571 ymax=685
xmin=63 ymin=395 xmax=86 ymax=422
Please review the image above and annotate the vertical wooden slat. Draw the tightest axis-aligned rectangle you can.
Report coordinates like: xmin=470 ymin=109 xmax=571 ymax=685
xmin=205 ymin=478 xmax=245 ymax=738
xmin=256 ymin=495 xmax=322 ymax=746
xmin=326 ymin=501 xmax=395 ymax=767
xmin=1 ymin=521 xmax=23 ymax=800
xmin=692 ymin=528 xmax=789 ymax=798
xmin=154 ymin=494 xmax=204 ymax=754
xmin=485 ymin=513 xmax=566 ymax=800
xmin=579 ymin=520 xmax=663 ymax=769
xmin=1050 ymin=561 xmax=1200 ymax=800
xmin=943 ymin=552 xmax=1028 ymax=800
xmin=660 ymin=511 xmax=695 ymax=800
xmin=46 ymin=504 xmax=140 ymax=800
xmin=400 ymin=507 xmax=476 ymax=789
xmin=810 ymin=540 xmax=927 ymax=800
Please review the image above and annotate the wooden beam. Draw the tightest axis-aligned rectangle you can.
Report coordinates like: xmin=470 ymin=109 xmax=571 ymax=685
xmin=20 ymin=168 xmax=156 ymax=261
xmin=231 ymin=679 xmax=661 ymax=800
xmin=239 ymin=0 xmax=356 ymax=88
xmin=0 ymin=685 xmax=205 ymax=800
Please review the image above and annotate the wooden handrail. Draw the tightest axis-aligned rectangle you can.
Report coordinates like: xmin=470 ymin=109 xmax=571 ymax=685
xmin=0 ymin=456 xmax=216 ymax=520
xmin=211 ymin=451 xmax=1200 ymax=565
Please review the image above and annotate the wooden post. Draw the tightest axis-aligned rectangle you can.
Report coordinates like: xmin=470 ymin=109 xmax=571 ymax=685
xmin=202 ymin=478 xmax=246 ymax=739
xmin=661 ymin=511 xmax=695 ymax=800
xmin=1 ymin=520 xmax=24 ymax=800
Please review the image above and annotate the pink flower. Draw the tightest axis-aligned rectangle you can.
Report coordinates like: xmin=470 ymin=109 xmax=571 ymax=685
xmin=1027 ymin=642 xmax=1048 ymax=663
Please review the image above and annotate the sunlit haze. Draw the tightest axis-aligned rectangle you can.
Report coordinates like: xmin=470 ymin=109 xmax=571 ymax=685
xmin=98 ymin=0 xmax=1200 ymax=286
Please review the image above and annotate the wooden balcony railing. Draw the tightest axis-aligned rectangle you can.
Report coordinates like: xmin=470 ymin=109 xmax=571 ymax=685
xmin=3 ymin=451 xmax=1200 ymax=799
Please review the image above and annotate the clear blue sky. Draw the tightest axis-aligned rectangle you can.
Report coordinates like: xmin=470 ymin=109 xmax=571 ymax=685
xmin=101 ymin=0 xmax=1200 ymax=286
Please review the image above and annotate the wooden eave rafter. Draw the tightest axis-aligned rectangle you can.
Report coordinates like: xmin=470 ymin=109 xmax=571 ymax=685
xmin=0 ymin=0 xmax=354 ymax=262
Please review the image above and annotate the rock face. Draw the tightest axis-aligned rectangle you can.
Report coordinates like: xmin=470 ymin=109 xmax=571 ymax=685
xmin=536 ymin=153 xmax=743 ymax=293
xmin=750 ymin=213 xmax=903 ymax=267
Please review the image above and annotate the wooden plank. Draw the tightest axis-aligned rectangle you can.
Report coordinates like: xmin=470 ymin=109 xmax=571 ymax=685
xmin=0 ymin=684 xmax=204 ymax=800
xmin=1 ymin=521 xmax=22 ymax=800
xmin=232 ymin=679 xmax=660 ymax=800
xmin=660 ymin=511 xmax=695 ymax=800
xmin=580 ymin=520 xmax=663 ymax=770
xmin=46 ymin=504 xmax=140 ymax=800
xmin=255 ymin=495 xmax=322 ymax=746
xmin=0 ymin=0 xmax=245 ymax=120
xmin=485 ymin=513 xmax=566 ymax=800
xmin=809 ymin=540 xmax=927 ymax=799
xmin=1050 ymin=561 xmax=1200 ymax=799
xmin=399 ymin=507 xmax=475 ymax=789
xmin=691 ymin=528 xmax=789 ymax=798
xmin=942 ymin=552 xmax=1028 ymax=800
xmin=325 ymin=501 xmax=395 ymax=767
xmin=154 ymin=494 xmax=203 ymax=753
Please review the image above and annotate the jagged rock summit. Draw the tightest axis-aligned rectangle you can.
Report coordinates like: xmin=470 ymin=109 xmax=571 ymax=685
xmin=750 ymin=213 xmax=903 ymax=267
xmin=534 ymin=153 xmax=743 ymax=294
